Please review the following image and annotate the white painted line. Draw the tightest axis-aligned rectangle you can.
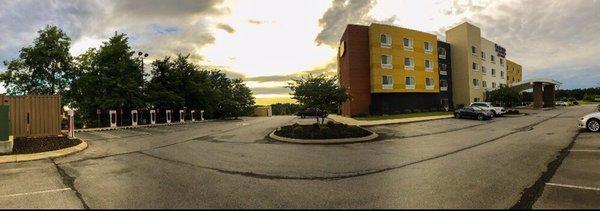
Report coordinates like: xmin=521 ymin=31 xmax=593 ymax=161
xmin=0 ymin=188 xmax=71 ymax=198
xmin=569 ymin=149 xmax=600 ymax=153
xmin=546 ymin=183 xmax=600 ymax=191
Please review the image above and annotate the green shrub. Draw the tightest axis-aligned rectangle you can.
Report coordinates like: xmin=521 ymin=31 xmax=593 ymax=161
xmin=413 ymin=109 xmax=421 ymax=113
xmin=403 ymin=109 xmax=412 ymax=113
xmin=326 ymin=121 xmax=335 ymax=127
xmin=292 ymin=125 xmax=303 ymax=134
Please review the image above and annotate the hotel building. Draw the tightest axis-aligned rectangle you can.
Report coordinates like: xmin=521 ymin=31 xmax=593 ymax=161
xmin=338 ymin=22 xmax=522 ymax=116
xmin=506 ymin=59 xmax=523 ymax=85
xmin=338 ymin=23 xmax=452 ymax=116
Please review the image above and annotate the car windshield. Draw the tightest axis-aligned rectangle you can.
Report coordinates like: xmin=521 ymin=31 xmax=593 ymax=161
xmin=471 ymin=106 xmax=483 ymax=111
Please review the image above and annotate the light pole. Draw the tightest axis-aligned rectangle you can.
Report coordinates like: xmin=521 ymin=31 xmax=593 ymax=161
xmin=137 ymin=51 xmax=148 ymax=85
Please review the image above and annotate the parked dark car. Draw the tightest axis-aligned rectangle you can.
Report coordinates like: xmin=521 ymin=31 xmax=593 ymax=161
xmin=454 ymin=106 xmax=493 ymax=121
xmin=296 ymin=108 xmax=327 ymax=118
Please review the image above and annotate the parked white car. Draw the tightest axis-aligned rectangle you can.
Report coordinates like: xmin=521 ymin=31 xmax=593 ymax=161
xmin=555 ymin=101 xmax=569 ymax=106
xmin=469 ymin=102 xmax=507 ymax=117
xmin=578 ymin=106 xmax=600 ymax=132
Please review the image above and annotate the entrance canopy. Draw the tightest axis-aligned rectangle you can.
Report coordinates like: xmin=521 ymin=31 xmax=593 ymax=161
xmin=509 ymin=78 xmax=562 ymax=92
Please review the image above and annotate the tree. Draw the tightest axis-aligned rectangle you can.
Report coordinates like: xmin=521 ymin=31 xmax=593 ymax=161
xmin=287 ymin=74 xmax=351 ymax=123
xmin=271 ymin=103 xmax=301 ymax=115
xmin=0 ymin=25 xmax=74 ymax=105
xmin=69 ymin=33 xmax=145 ymax=127
xmin=486 ymin=85 xmax=522 ymax=107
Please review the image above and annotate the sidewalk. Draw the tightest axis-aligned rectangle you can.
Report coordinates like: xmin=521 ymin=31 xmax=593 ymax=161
xmin=328 ymin=114 xmax=454 ymax=126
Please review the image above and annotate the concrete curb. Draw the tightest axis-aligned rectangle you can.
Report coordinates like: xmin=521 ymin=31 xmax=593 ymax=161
xmin=268 ymin=128 xmax=379 ymax=144
xmin=68 ymin=120 xmax=210 ymax=133
xmin=0 ymin=139 xmax=88 ymax=164
xmin=328 ymin=114 xmax=455 ymax=127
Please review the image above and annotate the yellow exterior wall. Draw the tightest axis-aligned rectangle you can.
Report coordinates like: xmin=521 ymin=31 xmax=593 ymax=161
xmin=368 ymin=23 xmax=439 ymax=93
xmin=506 ymin=59 xmax=523 ymax=85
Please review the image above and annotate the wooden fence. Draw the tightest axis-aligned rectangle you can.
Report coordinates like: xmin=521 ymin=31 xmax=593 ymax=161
xmin=0 ymin=94 xmax=62 ymax=138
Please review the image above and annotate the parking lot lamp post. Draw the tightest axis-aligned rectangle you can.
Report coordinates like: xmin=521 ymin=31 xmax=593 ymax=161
xmin=137 ymin=51 xmax=148 ymax=88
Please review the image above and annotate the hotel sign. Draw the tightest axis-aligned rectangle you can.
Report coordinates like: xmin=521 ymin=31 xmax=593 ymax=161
xmin=495 ymin=44 xmax=506 ymax=58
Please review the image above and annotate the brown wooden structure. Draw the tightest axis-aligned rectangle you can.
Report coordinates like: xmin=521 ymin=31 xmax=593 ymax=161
xmin=0 ymin=94 xmax=62 ymax=137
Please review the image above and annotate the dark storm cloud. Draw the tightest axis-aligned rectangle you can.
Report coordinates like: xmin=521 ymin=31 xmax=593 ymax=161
xmin=315 ymin=0 xmax=396 ymax=47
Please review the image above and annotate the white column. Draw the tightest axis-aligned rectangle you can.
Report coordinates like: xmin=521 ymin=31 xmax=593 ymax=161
xmin=109 ymin=110 xmax=117 ymax=127
xmin=131 ymin=110 xmax=138 ymax=126
xmin=191 ymin=110 xmax=195 ymax=122
xmin=67 ymin=110 xmax=76 ymax=139
xmin=150 ymin=110 xmax=156 ymax=124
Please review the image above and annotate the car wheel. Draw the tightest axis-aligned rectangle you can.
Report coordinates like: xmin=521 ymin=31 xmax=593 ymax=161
xmin=587 ymin=119 xmax=600 ymax=132
xmin=490 ymin=111 xmax=496 ymax=117
xmin=477 ymin=114 xmax=484 ymax=121
xmin=454 ymin=113 xmax=461 ymax=119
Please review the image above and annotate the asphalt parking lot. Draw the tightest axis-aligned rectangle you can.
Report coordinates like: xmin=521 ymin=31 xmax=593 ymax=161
xmin=0 ymin=105 xmax=598 ymax=208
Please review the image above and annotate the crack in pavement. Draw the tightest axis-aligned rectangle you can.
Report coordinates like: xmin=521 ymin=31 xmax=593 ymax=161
xmin=510 ymin=131 xmax=582 ymax=209
xmin=60 ymin=110 xmax=570 ymax=183
xmin=59 ymin=117 xmax=282 ymax=165
xmin=52 ymin=159 xmax=90 ymax=209
xmin=132 ymin=110 xmax=570 ymax=181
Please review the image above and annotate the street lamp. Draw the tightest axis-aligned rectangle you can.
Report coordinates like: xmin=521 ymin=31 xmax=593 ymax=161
xmin=137 ymin=51 xmax=149 ymax=89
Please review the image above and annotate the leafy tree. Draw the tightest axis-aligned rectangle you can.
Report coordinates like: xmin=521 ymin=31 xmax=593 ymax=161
xmin=486 ymin=85 xmax=522 ymax=107
xmin=69 ymin=33 xmax=145 ymax=127
xmin=271 ymin=103 xmax=301 ymax=115
xmin=287 ymin=74 xmax=351 ymax=123
xmin=0 ymin=25 xmax=74 ymax=105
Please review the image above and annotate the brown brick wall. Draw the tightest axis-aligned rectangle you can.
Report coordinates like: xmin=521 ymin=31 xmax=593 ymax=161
xmin=338 ymin=25 xmax=371 ymax=117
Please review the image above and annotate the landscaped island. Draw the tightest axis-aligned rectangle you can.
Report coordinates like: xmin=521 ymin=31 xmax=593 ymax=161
xmin=274 ymin=122 xmax=373 ymax=140
xmin=0 ymin=136 xmax=81 ymax=155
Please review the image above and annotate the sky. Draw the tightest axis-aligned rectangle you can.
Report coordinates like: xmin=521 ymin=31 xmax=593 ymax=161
xmin=1 ymin=0 xmax=599 ymax=105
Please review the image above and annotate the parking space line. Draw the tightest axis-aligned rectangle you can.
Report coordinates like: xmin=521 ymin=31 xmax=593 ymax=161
xmin=0 ymin=188 xmax=71 ymax=198
xmin=569 ymin=149 xmax=600 ymax=153
xmin=546 ymin=183 xmax=600 ymax=191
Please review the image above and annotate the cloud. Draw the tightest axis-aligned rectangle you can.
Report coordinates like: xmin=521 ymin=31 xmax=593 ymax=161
xmin=247 ymin=19 xmax=266 ymax=25
xmin=440 ymin=0 xmax=600 ymax=88
xmin=0 ymin=0 xmax=229 ymax=68
xmin=216 ymin=23 xmax=236 ymax=34
xmin=315 ymin=0 xmax=396 ymax=47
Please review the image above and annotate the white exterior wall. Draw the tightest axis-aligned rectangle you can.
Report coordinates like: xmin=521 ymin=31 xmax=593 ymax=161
xmin=480 ymin=38 xmax=507 ymax=92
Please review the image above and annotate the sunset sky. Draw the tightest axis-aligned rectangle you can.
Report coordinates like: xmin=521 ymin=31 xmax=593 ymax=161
xmin=1 ymin=0 xmax=599 ymax=105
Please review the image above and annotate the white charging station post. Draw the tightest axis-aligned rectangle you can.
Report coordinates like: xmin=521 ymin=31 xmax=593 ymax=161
xmin=67 ymin=110 xmax=76 ymax=139
xmin=131 ymin=110 xmax=138 ymax=126
xmin=179 ymin=110 xmax=185 ymax=123
xmin=109 ymin=110 xmax=117 ymax=128
xmin=200 ymin=110 xmax=204 ymax=121
xmin=166 ymin=110 xmax=172 ymax=123
xmin=190 ymin=110 xmax=195 ymax=122
xmin=150 ymin=110 xmax=156 ymax=124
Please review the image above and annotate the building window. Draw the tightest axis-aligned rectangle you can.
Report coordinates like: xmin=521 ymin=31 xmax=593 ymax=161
xmin=382 ymin=75 xmax=393 ymax=89
xmin=425 ymin=59 xmax=433 ymax=71
xmin=439 ymin=63 xmax=447 ymax=75
xmin=481 ymin=66 xmax=486 ymax=74
xmin=500 ymin=71 xmax=504 ymax=77
xmin=381 ymin=54 xmax=392 ymax=69
xmin=471 ymin=46 xmax=477 ymax=55
xmin=472 ymin=62 xmax=479 ymax=71
xmin=482 ymin=80 xmax=487 ymax=88
xmin=425 ymin=77 xmax=434 ymax=90
xmin=491 ymin=55 xmax=495 ymax=63
xmin=492 ymin=82 xmax=497 ymax=88
xmin=474 ymin=97 xmax=481 ymax=102
xmin=440 ymin=79 xmax=448 ymax=91
xmin=403 ymin=38 xmax=413 ymax=50
xmin=473 ymin=78 xmax=479 ymax=88
xmin=500 ymin=58 xmax=504 ymax=66
xmin=438 ymin=47 xmax=446 ymax=59
xmin=491 ymin=68 xmax=496 ymax=76
xmin=404 ymin=57 xmax=414 ymax=70
xmin=405 ymin=76 xmax=415 ymax=89
xmin=481 ymin=52 xmax=486 ymax=60
xmin=380 ymin=34 xmax=391 ymax=48
xmin=424 ymin=42 xmax=432 ymax=53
